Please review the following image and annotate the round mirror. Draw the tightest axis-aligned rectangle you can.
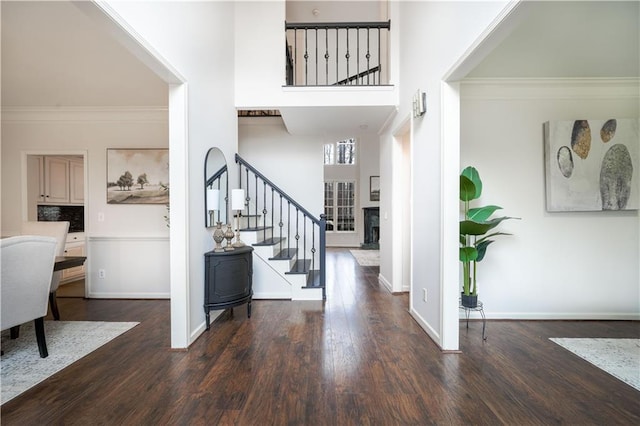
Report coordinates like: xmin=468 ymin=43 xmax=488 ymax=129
xmin=204 ymin=147 xmax=228 ymax=227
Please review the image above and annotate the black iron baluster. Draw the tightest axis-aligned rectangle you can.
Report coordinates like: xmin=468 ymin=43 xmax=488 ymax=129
xmin=279 ymin=194 xmax=283 ymax=255
xmin=303 ymin=215 xmax=307 ymax=269
xmin=271 ymin=188 xmax=274 ymax=249
xmin=345 ymin=28 xmax=350 ymax=85
xmin=304 ymin=28 xmax=309 ymax=86
xmin=324 ymin=28 xmax=329 ymax=85
xmin=287 ymin=201 xmax=291 ymax=258
xmin=295 ymin=208 xmax=300 ymax=270
xmin=356 ymin=27 xmax=360 ymax=86
xmin=311 ymin=221 xmax=316 ymax=273
xmin=262 ymin=181 xmax=267 ymax=243
xmin=336 ymin=28 xmax=339 ymax=84
xmin=378 ymin=26 xmax=381 ymax=86
xmin=245 ymin=168 xmax=251 ymax=228
xmin=315 ymin=27 xmax=318 ymax=85
xmin=294 ymin=28 xmax=297 ymax=85
xmin=366 ymin=28 xmax=371 ymax=85
xmin=254 ymin=173 xmax=259 ymax=229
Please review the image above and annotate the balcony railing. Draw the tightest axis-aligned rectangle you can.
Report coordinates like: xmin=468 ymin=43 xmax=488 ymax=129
xmin=285 ymin=20 xmax=391 ymax=87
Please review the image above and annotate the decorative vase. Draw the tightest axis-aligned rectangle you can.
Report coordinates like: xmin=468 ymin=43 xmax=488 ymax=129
xmin=461 ymin=293 xmax=478 ymax=308
xmin=213 ymin=222 xmax=225 ymax=252
xmin=224 ymin=224 xmax=235 ymax=251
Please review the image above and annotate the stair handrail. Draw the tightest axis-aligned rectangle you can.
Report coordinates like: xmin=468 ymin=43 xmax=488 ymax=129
xmin=334 ymin=65 xmax=381 ymax=86
xmin=235 ymin=154 xmax=326 ymax=299
xmin=285 ymin=20 xmax=391 ymax=30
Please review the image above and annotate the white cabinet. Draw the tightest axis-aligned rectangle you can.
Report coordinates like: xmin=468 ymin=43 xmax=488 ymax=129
xmin=40 ymin=156 xmax=84 ymax=205
xmin=69 ymin=160 xmax=84 ymax=204
xmin=62 ymin=233 xmax=85 ymax=283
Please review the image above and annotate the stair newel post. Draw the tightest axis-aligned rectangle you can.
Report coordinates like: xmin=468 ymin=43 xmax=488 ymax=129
xmin=319 ymin=214 xmax=327 ymax=299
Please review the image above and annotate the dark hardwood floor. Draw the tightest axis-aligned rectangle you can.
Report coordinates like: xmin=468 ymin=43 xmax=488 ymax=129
xmin=2 ymin=248 xmax=639 ymax=425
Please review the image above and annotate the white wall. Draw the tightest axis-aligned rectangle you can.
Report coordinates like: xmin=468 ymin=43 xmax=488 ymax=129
xmin=107 ymin=1 xmax=238 ymax=346
xmin=238 ymin=117 xmax=323 ymax=217
xmin=460 ymin=78 xmax=640 ymax=319
xmin=1 ymin=108 xmax=170 ymax=298
xmin=238 ymin=117 xmax=379 ymax=248
xmin=234 ymin=1 xmax=397 ymax=110
xmin=379 ymin=1 xmax=510 ymax=350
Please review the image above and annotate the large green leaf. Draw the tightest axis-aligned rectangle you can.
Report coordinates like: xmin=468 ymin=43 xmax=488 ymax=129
xmin=461 ymin=167 xmax=482 ymax=198
xmin=460 ymin=220 xmax=494 ymax=236
xmin=459 ymin=246 xmax=478 ymax=262
xmin=461 ymin=216 xmax=518 ymax=236
xmin=468 ymin=205 xmax=502 ymax=222
xmin=460 ymin=175 xmax=476 ymax=202
xmin=475 ymin=239 xmax=494 ymax=262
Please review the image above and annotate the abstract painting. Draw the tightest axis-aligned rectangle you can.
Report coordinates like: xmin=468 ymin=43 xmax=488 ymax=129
xmin=107 ymin=149 xmax=169 ymax=204
xmin=544 ymin=118 xmax=638 ymax=211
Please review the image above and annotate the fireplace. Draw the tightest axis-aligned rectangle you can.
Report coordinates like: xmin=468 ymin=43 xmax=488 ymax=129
xmin=362 ymin=207 xmax=380 ymax=249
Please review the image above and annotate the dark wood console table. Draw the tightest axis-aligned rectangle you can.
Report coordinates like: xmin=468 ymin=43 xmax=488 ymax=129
xmin=204 ymin=246 xmax=254 ymax=330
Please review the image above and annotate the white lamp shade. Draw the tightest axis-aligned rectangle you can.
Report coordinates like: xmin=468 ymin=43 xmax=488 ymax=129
xmin=207 ymin=188 xmax=220 ymax=211
xmin=232 ymin=189 xmax=245 ymax=211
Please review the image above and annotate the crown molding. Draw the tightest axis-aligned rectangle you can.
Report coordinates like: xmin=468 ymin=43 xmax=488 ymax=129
xmin=460 ymin=78 xmax=640 ymax=100
xmin=1 ymin=106 xmax=168 ymax=123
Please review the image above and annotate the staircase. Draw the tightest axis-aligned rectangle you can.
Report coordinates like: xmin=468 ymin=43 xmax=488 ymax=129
xmin=234 ymin=155 xmax=326 ymax=301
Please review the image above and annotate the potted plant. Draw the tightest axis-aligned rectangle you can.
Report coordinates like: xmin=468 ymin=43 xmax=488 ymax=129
xmin=459 ymin=166 xmax=518 ymax=308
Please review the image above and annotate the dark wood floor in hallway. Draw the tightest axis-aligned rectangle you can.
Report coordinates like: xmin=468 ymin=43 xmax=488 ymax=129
xmin=1 ymin=248 xmax=639 ymax=425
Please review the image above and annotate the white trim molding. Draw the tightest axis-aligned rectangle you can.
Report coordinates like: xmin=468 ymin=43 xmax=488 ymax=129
xmin=460 ymin=78 xmax=640 ymax=100
xmin=1 ymin=106 xmax=168 ymax=123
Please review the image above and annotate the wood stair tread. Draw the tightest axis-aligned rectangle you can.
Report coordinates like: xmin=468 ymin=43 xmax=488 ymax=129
xmin=253 ymin=237 xmax=285 ymax=246
xmin=269 ymin=248 xmax=297 ymax=261
xmin=285 ymin=259 xmax=312 ymax=275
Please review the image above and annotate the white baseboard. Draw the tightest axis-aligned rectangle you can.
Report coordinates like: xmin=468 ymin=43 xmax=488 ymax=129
xmin=378 ymin=273 xmax=392 ymax=293
xmin=409 ymin=307 xmax=443 ymax=349
xmin=480 ymin=312 xmax=640 ymax=320
xmin=87 ymin=292 xmax=170 ymax=299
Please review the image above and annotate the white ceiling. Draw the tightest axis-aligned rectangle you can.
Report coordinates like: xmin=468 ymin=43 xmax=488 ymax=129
xmin=2 ymin=1 xmax=638 ymax=135
xmin=1 ymin=1 xmax=167 ymax=107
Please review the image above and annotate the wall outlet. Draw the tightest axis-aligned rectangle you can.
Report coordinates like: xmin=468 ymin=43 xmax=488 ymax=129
xmin=422 ymin=288 xmax=427 ymax=302
xmin=98 ymin=269 xmax=106 ymax=279
xmin=98 ymin=212 xmax=105 ymax=222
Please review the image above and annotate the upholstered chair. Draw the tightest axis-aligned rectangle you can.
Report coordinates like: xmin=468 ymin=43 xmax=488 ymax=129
xmin=21 ymin=221 xmax=70 ymax=320
xmin=1 ymin=235 xmax=58 ymax=358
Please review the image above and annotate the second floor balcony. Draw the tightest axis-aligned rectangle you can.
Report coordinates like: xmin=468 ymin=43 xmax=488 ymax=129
xmin=285 ymin=20 xmax=391 ymax=87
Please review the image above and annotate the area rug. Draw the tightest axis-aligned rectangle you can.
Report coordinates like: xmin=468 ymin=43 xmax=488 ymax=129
xmin=550 ymin=338 xmax=640 ymax=391
xmin=349 ymin=249 xmax=380 ymax=266
xmin=1 ymin=321 xmax=139 ymax=404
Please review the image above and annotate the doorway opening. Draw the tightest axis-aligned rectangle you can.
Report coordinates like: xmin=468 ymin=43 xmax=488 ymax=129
xmin=24 ymin=152 xmax=88 ymax=298
xmin=391 ymin=119 xmax=412 ymax=295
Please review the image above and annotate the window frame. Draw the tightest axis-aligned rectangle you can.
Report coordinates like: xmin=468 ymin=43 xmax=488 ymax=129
xmin=324 ymin=179 xmax=356 ymax=233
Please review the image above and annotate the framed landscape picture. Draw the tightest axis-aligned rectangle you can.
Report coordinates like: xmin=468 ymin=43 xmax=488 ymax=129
xmin=107 ymin=148 xmax=169 ymax=204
